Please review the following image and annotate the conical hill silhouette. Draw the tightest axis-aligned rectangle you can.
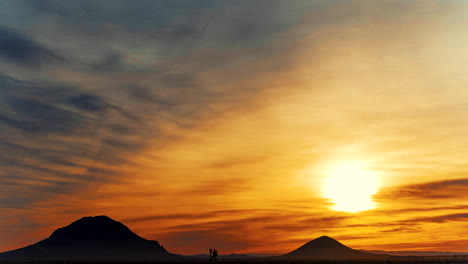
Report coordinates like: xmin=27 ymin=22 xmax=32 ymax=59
xmin=282 ymin=236 xmax=388 ymax=260
xmin=0 ymin=215 xmax=177 ymax=261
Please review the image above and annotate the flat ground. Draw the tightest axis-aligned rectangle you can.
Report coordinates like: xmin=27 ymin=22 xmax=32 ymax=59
xmin=2 ymin=260 xmax=468 ymax=264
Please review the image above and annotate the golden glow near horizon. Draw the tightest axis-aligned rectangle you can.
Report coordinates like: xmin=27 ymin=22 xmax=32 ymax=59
xmin=322 ymin=161 xmax=380 ymax=213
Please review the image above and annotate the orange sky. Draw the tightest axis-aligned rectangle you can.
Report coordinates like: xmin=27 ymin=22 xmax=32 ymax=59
xmin=1 ymin=0 xmax=468 ymax=255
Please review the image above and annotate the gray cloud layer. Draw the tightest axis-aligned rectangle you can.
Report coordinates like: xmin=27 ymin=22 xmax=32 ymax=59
xmin=0 ymin=0 xmax=321 ymax=217
xmin=0 ymin=26 xmax=61 ymax=67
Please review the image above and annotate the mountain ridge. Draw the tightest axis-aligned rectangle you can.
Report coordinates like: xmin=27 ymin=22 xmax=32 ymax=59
xmin=0 ymin=215 xmax=177 ymax=261
xmin=281 ymin=235 xmax=388 ymax=260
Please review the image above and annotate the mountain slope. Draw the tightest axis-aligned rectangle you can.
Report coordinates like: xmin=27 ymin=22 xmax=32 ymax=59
xmin=282 ymin=236 xmax=388 ymax=260
xmin=0 ymin=215 xmax=178 ymax=261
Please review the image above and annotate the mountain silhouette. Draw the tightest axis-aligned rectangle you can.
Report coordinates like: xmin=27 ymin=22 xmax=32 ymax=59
xmin=0 ymin=215 xmax=178 ymax=261
xmin=282 ymin=236 xmax=388 ymax=260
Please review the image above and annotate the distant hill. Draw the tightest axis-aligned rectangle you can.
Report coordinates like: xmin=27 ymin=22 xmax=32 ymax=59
xmin=222 ymin=253 xmax=254 ymax=258
xmin=281 ymin=236 xmax=388 ymax=260
xmin=0 ymin=215 xmax=178 ymax=261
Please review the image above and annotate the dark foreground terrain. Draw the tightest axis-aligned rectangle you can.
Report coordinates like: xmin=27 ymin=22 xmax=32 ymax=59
xmin=2 ymin=261 xmax=468 ymax=264
xmin=2 ymin=256 xmax=468 ymax=264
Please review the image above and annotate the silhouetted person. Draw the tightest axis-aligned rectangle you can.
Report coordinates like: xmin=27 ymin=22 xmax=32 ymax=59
xmin=212 ymin=248 xmax=218 ymax=262
xmin=209 ymin=248 xmax=213 ymax=262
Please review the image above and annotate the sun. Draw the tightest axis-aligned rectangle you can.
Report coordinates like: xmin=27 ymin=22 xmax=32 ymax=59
xmin=322 ymin=161 xmax=380 ymax=213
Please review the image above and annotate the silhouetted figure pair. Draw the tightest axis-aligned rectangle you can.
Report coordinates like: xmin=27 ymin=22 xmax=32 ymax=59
xmin=209 ymin=248 xmax=218 ymax=262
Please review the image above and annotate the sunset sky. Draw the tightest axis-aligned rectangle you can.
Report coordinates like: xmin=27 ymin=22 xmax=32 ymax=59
xmin=2 ymin=0 xmax=468 ymax=255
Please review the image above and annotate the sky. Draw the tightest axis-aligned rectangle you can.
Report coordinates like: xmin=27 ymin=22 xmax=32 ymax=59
xmin=1 ymin=0 xmax=468 ymax=255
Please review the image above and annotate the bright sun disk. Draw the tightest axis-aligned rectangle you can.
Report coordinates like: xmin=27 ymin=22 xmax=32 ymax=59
xmin=322 ymin=161 xmax=380 ymax=213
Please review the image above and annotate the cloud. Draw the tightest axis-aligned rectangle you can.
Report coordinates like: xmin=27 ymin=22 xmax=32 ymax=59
xmin=0 ymin=74 xmax=103 ymax=135
xmin=369 ymin=239 xmax=468 ymax=252
xmin=138 ymin=209 xmax=351 ymax=254
xmin=8 ymin=99 xmax=84 ymax=133
xmin=67 ymin=94 xmax=106 ymax=112
xmin=372 ymin=205 xmax=468 ymax=214
xmin=0 ymin=73 xmax=147 ymax=216
xmin=208 ymin=156 xmax=269 ymax=169
xmin=158 ymin=230 xmax=260 ymax=253
xmin=405 ymin=213 xmax=468 ymax=224
xmin=376 ymin=178 xmax=468 ymax=201
xmin=0 ymin=26 xmax=61 ymax=67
